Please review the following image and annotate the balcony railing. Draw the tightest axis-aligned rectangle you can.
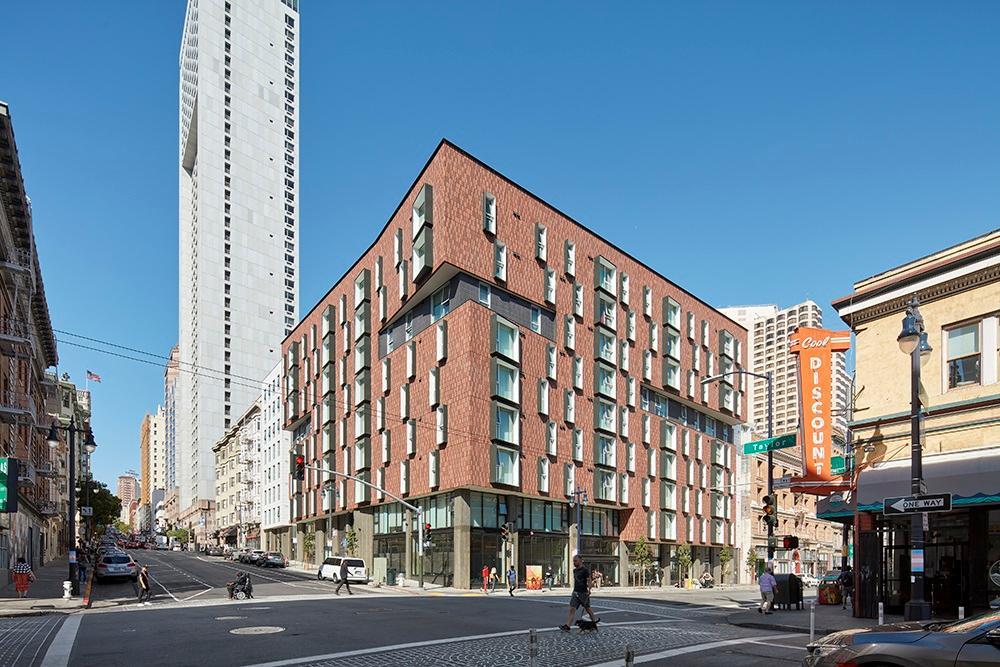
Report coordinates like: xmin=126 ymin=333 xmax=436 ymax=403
xmin=0 ymin=389 xmax=37 ymax=424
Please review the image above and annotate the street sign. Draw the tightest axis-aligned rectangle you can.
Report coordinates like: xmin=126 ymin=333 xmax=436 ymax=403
xmin=80 ymin=506 xmax=93 ymax=517
xmin=830 ymin=455 xmax=846 ymax=475
xmin=742 ymin=434 xmax=796 ymax=455
xmin=772 ymin=474 xmax=793 ymax=489
xmin=883 ymin=493 xmax=952 ymax=515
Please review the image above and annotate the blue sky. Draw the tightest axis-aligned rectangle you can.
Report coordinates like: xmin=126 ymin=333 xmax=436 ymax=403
xmin=1 ymin=1 xmax=998 ymax=486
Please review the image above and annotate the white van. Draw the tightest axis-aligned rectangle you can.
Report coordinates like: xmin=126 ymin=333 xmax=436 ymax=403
xmin=318 ymin=556 xmax=367 ymax=583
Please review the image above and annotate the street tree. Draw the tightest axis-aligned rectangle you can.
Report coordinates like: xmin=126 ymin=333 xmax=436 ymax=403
xmin=168 ymin=528 xmax=190 ymax=544
xmin=746 ymin=549 xmax=759 ymax=581
xmin=303 ymin=530 xmax=315 ymax=562
xmin=719 ymin=546 xmax=732 ymax=585
xmin=630 ymin=536 xmax=655 ymax=586
xmin=675 ymin=543 xmax=692 ymax=586
xmin=345 ymin=527 xmax=358 ymax=556
xmin=76 ymin=480 xmax=122 ymax=531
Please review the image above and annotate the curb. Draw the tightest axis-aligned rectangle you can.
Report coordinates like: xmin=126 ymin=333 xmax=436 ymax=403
xmin=726 ymin=611 xmax=844 ymax=637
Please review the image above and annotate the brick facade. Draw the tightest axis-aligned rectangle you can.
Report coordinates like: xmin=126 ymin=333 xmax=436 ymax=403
xmin=282 ymin=140 xmax=747 ymax=587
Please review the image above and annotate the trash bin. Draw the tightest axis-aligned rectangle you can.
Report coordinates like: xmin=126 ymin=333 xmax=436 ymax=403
xmin=386 ymin=567 xmax=397 ymax=586
xmin=773 ymin=573 xmax=804 ymax=610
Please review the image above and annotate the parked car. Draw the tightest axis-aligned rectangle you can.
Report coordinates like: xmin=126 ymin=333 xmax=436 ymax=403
xmin=241 ymin=549 xmax=265 ymax=565
xmin=206 ymin=545 xmax=225 ymax=557
xmin=230 ymin=549 xmax=247 ymax=562
xmin=318 ymin=556 xmax=367 ymax=583
xmin=96 ymin=553 xmax=138 ymax=582
xmin=261 ymin=552 xmax=287 ymax=568
xmin=804 ymin=608 xmax=1000 ymax=666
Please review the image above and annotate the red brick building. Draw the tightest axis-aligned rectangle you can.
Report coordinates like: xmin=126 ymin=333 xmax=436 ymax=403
xmin=282 ymin=140 xmax=746 ymax=588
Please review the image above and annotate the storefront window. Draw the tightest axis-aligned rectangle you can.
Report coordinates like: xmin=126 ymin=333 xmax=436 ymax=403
xmin=470 ymin=491 xmax=507 ymax=529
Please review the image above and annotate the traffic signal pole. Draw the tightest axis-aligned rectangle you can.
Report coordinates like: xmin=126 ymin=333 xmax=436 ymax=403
xmin=766 ymin=371 xmax=775 ymax=561
xmin=300 ymin=463 xmax=425 ymax=589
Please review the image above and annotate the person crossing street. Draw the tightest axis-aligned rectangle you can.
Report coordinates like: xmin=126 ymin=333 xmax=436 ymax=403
xmin=758 ymin=565 xmax=778 ymax=614
xmin=335 ymin=558 xmax=353 ymax=595
xmin=560 ymin=555 xmax=599 ymax=632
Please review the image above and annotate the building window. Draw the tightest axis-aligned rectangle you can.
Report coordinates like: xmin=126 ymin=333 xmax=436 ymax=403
xmin=535 ymin=224 xmax=547 ymax=262
xmin=946 ymin=322 xmax=981 ymax=388
xmin=494 ymin=241 xmax=507 ymax=281
xmin=530 ymin=306 xmax=542 ymax=333
xmin=493 ymin=403 xmax=519 ymax=445
xmin=492 ymin=444 xmax=519 ymax=486
xmin=493 ymin=316 xmax=519 ymax=362
xmin=483 ymin=192 xmax=496 ymax=235
xmin=478 ymin=282 xmax=491 ymax=306
xmin=493 ymin=360 xmax=519 ymax=404
xmin=431 ymin=286 xmax=450 ymax=322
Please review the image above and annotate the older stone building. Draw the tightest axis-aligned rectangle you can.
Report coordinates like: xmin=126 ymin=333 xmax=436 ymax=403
xmin=213 ymin=402 xmax=261 ymax=549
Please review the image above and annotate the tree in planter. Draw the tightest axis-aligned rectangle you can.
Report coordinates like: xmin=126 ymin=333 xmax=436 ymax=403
xmin=630 ymin=536 xmax=655 ymax=586
xmin=745 ymin=549 xmax=759 ymax=582
xmin=345 ymin=527 xmax=359 ymax=557
xmin=167 ymin=528 xmax=190 ymax=544
xmin=303 ymin=531 xmax=316 ymax=562
xmin=675 ymin=543 xmax=692 ymax=586
xmin=719 ymin=546 xmax=732 ymax=585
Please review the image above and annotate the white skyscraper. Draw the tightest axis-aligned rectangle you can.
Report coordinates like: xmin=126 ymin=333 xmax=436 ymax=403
xmin=177 ymin=0 xmax=299 ymax=512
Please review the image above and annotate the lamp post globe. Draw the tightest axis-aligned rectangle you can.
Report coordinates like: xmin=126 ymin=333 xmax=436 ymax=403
xmin=897 ymin=312 xmax=920 ymax=355
xmin=46 ymin=422 xmax=60 ymax=450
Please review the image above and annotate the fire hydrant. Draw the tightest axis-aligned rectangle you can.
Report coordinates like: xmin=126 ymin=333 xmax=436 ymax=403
xmin=63 ymin=580 xmax=73 ymax=600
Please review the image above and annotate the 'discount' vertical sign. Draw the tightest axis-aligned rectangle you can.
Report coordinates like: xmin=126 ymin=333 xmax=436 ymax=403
xmin=790 ymin=327 xmax=851 ymax=482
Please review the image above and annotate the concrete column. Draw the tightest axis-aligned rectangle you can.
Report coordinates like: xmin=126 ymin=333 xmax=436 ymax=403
xmin=619 ymin=538 xmax=629 ymax=586
xmin=568 ymin=524 xmax=579 ymax=559
xmin=314 ymin=520 xmax=325 ymax=567
xmin=353 ymin=508 xmax=374 ymax=566
xmin=404 ymin=509 xmax=413 ymax=579
xmin=295 ymin=523 xmax=307 ymax=563
xmin=452 ymin=491 xmax=471 ymax=589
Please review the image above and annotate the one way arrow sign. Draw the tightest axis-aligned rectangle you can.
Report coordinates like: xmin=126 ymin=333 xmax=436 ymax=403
xmin=882 ymin=493 xmax=953 ymax=515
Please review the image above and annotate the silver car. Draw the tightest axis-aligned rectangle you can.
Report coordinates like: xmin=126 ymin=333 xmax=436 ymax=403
xmin=804 ymin=608 xmax=1000 ymax=666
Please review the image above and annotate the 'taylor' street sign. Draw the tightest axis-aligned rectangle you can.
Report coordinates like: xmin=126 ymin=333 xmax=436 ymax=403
xmin=882 ymin=493 xmax=952 ymax=515
xmin=742 ymin=434 xmax=796 ymax=456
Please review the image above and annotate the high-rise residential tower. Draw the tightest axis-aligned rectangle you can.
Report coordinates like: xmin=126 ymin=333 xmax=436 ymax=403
xmin=164 ymin=345 xmax=180 ymax=492
xmin=177 ymin=0 xmax=300 ymax=512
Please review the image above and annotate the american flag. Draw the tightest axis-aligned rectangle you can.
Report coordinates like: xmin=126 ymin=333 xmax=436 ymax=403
xmin=86 ymin=370 xmax=102 ymax=383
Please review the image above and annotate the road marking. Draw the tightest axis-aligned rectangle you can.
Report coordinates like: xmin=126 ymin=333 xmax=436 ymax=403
xmin=747 ymin=639 xmax=806 ymax=650
xmin=196 ymin=557 xmax=328 ymax=590
xmin=181 ymin=588 xmax=213 ymax=602
xmin=40 ymin=615 xmax=82 ymax=667
xmin=28 ymin=616 xmax=64 ymax=666
xmin=242 ymin=619 xmax=689 ymax=667
xmin=585 ymin=632 xmax=805 ymax=666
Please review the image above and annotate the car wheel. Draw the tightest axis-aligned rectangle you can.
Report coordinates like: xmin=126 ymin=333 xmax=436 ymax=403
xmin=317 ymin=572 xmax=323 ymax=580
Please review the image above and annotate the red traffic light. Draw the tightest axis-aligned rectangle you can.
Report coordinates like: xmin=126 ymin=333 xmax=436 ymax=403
xmin=295 ymin=455 xmax=305 ymax=465
xmin=782 ymin=536 xmax=799 ymax=549
xmin=425 ymin=522 xmax=431 ymax=532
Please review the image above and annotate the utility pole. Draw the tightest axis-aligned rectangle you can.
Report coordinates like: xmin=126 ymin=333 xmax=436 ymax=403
xmin=766 ymin=371 xmax=775 ymax=561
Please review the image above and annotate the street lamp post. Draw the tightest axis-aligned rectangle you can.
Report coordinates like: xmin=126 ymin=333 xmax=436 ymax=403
xmin=702 ymin=370 xmax=774 ymax=559
xmin=568 ymin=487 xmax=588 ymax=557
xmin=46 ymin=417 xmax=96 ymax=597
xmin=898 ymin=296 xmax=933 ymax=622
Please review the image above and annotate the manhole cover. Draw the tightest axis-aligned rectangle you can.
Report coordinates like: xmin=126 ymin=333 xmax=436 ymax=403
xmin=230 ymin=626 xmax=285 ymax=635
xmin=215 ymin=616 xmax=247 ymax=620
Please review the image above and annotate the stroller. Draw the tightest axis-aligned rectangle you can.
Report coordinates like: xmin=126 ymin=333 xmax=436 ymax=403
xmin=228 ymin=571 xmax=253 ymax=600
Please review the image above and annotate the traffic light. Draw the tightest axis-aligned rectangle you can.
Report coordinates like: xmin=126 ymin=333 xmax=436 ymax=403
xmin=424 ymin=522 xmax=431 ymax=533
xmin=762 ymin=495 xmax=778 ymax=528
xmin=293 ymin=454 xmax=305 ymax=481
xmin=500 ymin=522 xmax=510 ymax=541
xmin=782 ymin=536 xmax=799 ymax=550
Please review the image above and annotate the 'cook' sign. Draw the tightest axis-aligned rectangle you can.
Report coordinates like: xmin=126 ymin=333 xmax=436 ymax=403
xmin=789 ymin=327 xmax=851 ymax=483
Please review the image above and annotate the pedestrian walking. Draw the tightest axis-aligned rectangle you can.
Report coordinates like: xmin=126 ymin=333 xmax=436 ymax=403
xmin=838 ymin=565 xmax=854 ymax=610
xmin=489 ymin=565 xmax=499 ymax=593
xmin=506 ymin=566 xmax=517 ymax=597
xmin=560 ymin=555 xmax=600 ymax=631
xmin=545 ymin=566 xmax=554 ymax=591
xmin=136 ymin=565 xmax=152 ymax=603
xmin=335 ymin=558 xmax=353 ymax=595
xmin=12 ymin=558 xmax=35 ymax=599
xmin=758 ymin=565 xmax=778 ymax=615
xmin=481 ymin=564 xmax=490 ymax=593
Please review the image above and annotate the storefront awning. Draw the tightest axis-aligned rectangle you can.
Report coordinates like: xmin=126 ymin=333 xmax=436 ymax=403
xmin=218 ymin=526 xmax=237 ymax=539
xmin=857 ymin=446 xmax=1000 ymax=512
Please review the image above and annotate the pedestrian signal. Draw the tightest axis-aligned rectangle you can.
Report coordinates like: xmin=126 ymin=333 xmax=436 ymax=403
xmin=293 ymin=454 xmax=305 ymax=481
xmin=782 ymin=536 xmax=799 ymax=549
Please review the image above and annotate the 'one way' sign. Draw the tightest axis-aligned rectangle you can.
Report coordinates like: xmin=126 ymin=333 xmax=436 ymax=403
xmin=882 ymin=493 xmax=952 ymax=515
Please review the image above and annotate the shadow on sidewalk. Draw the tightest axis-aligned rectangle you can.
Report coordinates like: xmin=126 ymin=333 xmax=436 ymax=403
xmin=0 ymin=555 xmax=87 ymax=616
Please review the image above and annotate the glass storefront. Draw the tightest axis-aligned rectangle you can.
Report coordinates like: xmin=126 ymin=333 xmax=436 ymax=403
xmin=520 ymin=535 xmax=569 ymax=587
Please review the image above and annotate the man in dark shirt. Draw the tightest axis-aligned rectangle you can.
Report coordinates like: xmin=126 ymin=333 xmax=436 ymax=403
xmin=561 ymin=554 xmax=600 ymax=631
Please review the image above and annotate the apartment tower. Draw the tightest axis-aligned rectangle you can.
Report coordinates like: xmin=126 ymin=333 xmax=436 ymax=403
xmin=177 ymin=0 xmax=300 ymax=512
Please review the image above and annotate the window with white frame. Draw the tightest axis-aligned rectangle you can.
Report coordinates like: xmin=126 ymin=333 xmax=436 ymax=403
xmin=483 ymin=192 xmax=496 ymax=234
xmin=564 ymin=390 xmax=576 ymax=424
xmin=701 ymin=320 xmax=710 ymax=347
xmin=429 ymin=450 xmax=440 ymax=487
xmin=597 ymin=293 xmax=617 ymax=330
xmin=493 ymin=359 xmax=519 ymax=404
xmin=436 ymin=405 xmax=448 ymax=445
xmin=573 ymin=356 xmax=583 ymax=390
xmin=642 ymin=414 xmax=651 ymax=444
xmin=686 ymin=311 xmax=695 ymax=339
xmin=493 ymin=402 xmax=519 ymax=445
xmin=431 ymin=286 xmax=449 ymax=322
xmin=627 ymin=310 xmax=636 ymax=342
xmin=595 ymin=398 xmax=616 ymax=433
xmin=492 ymin=444 xmax=519 ymax=485
xmin=537 ymin=380 xmax=549 ymax=416
xmin=643 ymin=286 xmax=652 ymax=318
xmin=643 ymin=350 xmax=652 ymax=381
xmin=661 ymin=481 xmax=676 ymax=510
xmin=393 ymin=229 xmax=403 ymax=267
xmin=399 ymin=383 xmax=409 ymax=420
xmin=620 ymin=341 xmax=630 ymax=372
xmin=530 ymin=306 xmax=542 ymax=333
xmin=620 ymin=272 xmax=630 ymax=305
xmin=535 ymin=223 xmax=547 ymax=262
xmin=547 ymin=421 xmax=557 ymax=456
xmin=665 ymin=298 xmax=680 ymax=330
xmin=647 ymin=447 xmax=656 ymax=476
xmin=565 ymin=463 xmax=576 ymax=495
xmin=406 ymin=419 xmax=416 ymax=455
xmin=594 ymin=469 xmax=617 ymax=502
xmin=627 ymin=377 xmax=636 ymax=407
xmin=494 ymin=241 xmax=507 ymax=281
xmin=626 ymin=442 xmax=636 ymax=473
xmin=400 ymin=459 xmax=410 ymax=493
xmin=649 ymin=322 xmax=659 ymax=352
xmin=596 ymin=329 xmax=616 ymax=365
xmin=564 ymin=316 xmax=576 ymax=350
xmin=642 ymin=478 xmax=651 ymax=507
xmin=660 ymin=451 xmax=676 ymax=480
xmin=619 ymin=406 xmax=629 ymax=438
xmin=406 ymin=341 xmax=416 ymax=378
xmin=544 ymin=268 xmax=556 ymax=304
xmin=436 ymin=320 xmax=448 ymax=362
xmin=664 ymin=359 xmax=681 ymax=390
xmin=572 ymin=428 xmax=583 ymax=461
xmin=595 ymin=363 xmax=615 ymax=398
xmin=573 ymin=283 xmax=584 ymax=317
xmin=428 ymin=368 xmax=439 ymax=406
xmin=493 ymin=316 xmax=519 ymax=362
xmin=538 ymin=458 xmax=550 ymax=493
xmin=412 ymin=226 xmax=432 ymax=279
xmin=564 ymin=240 xmax=576 ymax=277
xmin=595 ymin=257 xmax=617 ymax=294
xmin=547 ymin=344 xmax=557 ymax=380
xmin=687 ymin=370 xmax=696 ymax=397
xmin=620 ymin=474 xmax=629 ymax=503
xmin=661 ymin=421 xmax=676 ymax=451
xmin=479 ymin=282 xmax=491 ymax=306
xmin=946 ymin=322 xmax=981 ymax=388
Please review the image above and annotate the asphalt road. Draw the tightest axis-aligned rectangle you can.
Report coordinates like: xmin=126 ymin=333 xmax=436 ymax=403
xmin=89 ymin=550 xmax=363 ymax=606
xmin=16 ymin=552 xmax=814 ymax=666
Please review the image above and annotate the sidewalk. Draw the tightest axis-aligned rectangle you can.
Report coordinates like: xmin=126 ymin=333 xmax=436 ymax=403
xmin=727 ymin=600 xmax=903 ymax=637
xmin=0 ymin=556 xmax=90 ymax=617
